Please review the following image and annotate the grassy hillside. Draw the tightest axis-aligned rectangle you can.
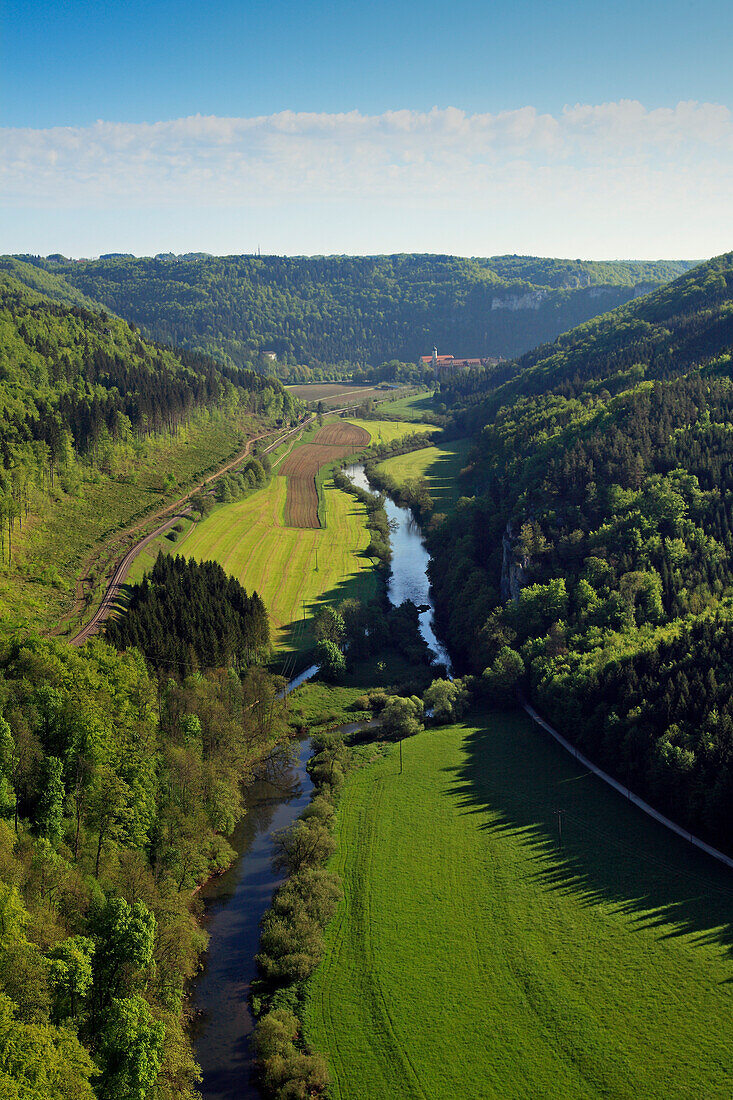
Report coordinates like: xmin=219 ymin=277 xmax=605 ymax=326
xmin=307 ymin=710 xmax=733 ymax=1099
xmin=8 ymin=254 xmax=693 ymax=371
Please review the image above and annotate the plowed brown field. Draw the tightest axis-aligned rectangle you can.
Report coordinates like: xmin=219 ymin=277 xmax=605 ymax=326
xmin=281 ymin=423 xmax=371 ymax=527
xmin=311 ymin=422 xmax=371 ymax=447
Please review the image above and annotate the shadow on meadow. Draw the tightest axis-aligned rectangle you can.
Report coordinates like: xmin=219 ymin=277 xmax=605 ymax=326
xmin=446 ymin=708 xmax=733 ymax=964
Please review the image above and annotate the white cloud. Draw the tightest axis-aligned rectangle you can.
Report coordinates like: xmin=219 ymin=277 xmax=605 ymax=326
xmin=1 ymin=102 xmax=732 ymax=257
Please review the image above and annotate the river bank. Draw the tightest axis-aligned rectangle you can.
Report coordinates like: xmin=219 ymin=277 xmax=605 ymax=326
xmin=192 ymin=462 xmax=452 ymax=1097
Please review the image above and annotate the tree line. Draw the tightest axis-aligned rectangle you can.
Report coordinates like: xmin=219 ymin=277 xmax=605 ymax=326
xmin=12 ymin=253 xmax=691 ymax=372
xmin=428 ymin=251 xmax=733 ymax=853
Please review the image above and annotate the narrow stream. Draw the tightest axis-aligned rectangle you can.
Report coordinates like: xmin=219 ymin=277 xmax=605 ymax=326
xmin=192 ymin=461 xmax=450 ymax=1096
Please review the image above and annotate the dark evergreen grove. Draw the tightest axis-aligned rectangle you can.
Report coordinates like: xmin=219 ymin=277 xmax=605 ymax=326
xmin=107 ymin=554 xmax=271 ymax=676
xmin=428 ymin=251 xmax=733 ymax=854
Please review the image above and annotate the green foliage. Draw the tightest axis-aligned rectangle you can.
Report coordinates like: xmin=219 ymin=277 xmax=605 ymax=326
xmin=315 ymin=640 xmax=346 ymax=683
xmin=0 ymin=633 xmax=290 ymax=1098
xmin=380 ymin=695 xmax=424 ymax=740
xmin=15 ymin=254 xmax=692 ymax=371
xmin=314 ymin=607 xmax=345 ymax=646
xmin=107 ymin=553 xmax=270 ymax=677
xmin=482 ymin=647 xmax=525 ymax=703
xmin=253 ymin=1007 xmax=329 ymax=1099
xmin=423 ymin=677 xmax=470 ymax=723
xmin=96 ymin=995 xmax=164 ymax=1100
xmin=428 ymin=251 xmax=733 ymax=850
xmin=0 ymin=991 xmax=97 ymax=1100
xmin=33 ymin=756 xmax=65 ymax=842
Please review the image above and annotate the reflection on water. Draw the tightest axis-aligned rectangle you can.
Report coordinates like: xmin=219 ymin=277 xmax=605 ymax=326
xmin=193 ymin=740 xmax=313 ymax=1099
xmin=343 ymin=463 xmax=452 ymax=672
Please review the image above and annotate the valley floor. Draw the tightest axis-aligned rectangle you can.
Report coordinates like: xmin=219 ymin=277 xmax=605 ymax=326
xmin=306 ymin=709 xmax=733 ymax=1099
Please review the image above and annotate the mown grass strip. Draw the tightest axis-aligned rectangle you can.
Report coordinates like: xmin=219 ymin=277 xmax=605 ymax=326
xmin=375 ymin=438 xmax=473 ymax=513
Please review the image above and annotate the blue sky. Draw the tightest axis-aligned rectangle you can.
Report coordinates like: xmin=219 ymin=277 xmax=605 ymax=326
xmin=2 ymin=1 xmax=732 ymax=257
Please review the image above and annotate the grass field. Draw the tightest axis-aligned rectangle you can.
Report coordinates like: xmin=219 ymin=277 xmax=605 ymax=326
xmin=346 ymin=419 xmax=435 ymax=446
xmin=307 ymin=709 xmax=733 ymax=1099
xmin=376 ymin=437 xmax=473 ymax=512
xmin=369 ymin=391 xmax=437 ymax=421
xmin=174 ymin=473 xmax=377 ymax=656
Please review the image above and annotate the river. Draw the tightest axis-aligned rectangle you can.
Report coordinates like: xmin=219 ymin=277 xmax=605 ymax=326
xmin=192 ymin=461 xmax=450 ymax=1096
xmin=192 ymin=739 xmax=313 ymax=1099
xmin=343 ymin=462 xmax=452 ymax=672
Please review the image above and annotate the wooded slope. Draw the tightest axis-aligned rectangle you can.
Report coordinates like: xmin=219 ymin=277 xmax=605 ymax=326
xmin=6 ymin=253 xmax=693 ymax=371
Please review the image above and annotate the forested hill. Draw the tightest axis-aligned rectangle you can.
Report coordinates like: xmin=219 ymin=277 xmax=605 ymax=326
xmin=0 ymin=271 xmax=298 ymax=552
xmin=441 ymin=251 xmax=733 ymax=413
xmin=6 ymin=253 xmax=693 ymax=373
xmin=429 ymin=250 xmax=733 ymax=854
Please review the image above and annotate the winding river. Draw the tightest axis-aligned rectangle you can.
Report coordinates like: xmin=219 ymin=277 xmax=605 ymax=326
xmin=192 ymin=462 xmax=449 ymax=1096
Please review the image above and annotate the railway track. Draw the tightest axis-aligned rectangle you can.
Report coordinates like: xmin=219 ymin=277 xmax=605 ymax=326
xmin=67 ymin=401 xmax=370 ymax=646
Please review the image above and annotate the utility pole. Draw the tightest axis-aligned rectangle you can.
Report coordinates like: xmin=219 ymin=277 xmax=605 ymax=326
xmin=555 ymin=809 xmax=564 ymax=847
xmin=399 ymin=738 xmax=403 ymax=775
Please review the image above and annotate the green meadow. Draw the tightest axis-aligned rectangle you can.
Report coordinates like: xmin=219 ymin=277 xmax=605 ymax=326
xmin=371 ymin=390 xmax=438 ymax=421
xmin=376 ymin=436 xmax=473 ymax=512
xmin=345 ymin=418 xmax=435 ymax=445
xmin=172 ymin=472 xmax=377 ymax=656
xmin=306 ymin=709 xmax=733 ymax=1099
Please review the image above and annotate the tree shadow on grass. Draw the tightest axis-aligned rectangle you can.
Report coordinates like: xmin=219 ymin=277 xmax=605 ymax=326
xmin=445 ymin=708 xmax=733 ymax=963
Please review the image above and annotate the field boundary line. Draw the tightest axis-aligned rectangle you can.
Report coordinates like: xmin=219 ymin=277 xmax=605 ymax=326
xmin=522 ymin=699 xmax=733 ymax=872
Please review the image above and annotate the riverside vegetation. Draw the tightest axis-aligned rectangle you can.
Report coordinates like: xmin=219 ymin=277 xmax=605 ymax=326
xmin=0 ymin=278 xmax=302 ymax=1097
xmin=1 ymin=249 xmax=732 ymax=1100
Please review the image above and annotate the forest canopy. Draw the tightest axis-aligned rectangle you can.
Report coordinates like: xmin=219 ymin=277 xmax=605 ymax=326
xmin=5 ymin=253 xmax=692 ymax=373
xmin=429 ymin=252 xmax=733 ymax=854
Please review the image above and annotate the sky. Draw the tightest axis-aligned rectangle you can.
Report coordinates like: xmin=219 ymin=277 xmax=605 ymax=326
xmin=2 ymin=0 xmax=732 ymax=259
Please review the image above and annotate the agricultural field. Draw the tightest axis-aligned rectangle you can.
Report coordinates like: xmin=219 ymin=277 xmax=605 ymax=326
xmin=285 ymin=383 xmax=390 ymax=406
xmin=307 ymin=708 xmax=733 ymax=1099
xmin=280 ymin=423 xmax=371 ymax=527
xmin=370 ymin=390 xmax=437 ymax=421
xmin=345 ymin=418 xmax=436 ymax=446
xmin=376 ymin=437 xmax=473 ymax=512
xmin=172 ymin=473 xmax=377 ymax=656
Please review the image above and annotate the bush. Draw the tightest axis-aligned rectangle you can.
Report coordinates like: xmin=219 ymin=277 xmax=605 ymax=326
xmin=482 ymin=646 xmax=525 ymax=702
xmin=315 ymin=639 xmax=346 ymax=683
xmin=380 ymin=695 xmax=424 ymax=740
xmin=272 ymin=820 xmax=336 ymax=876
xmin=423 ymin=677 xmax=471 ymax=723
